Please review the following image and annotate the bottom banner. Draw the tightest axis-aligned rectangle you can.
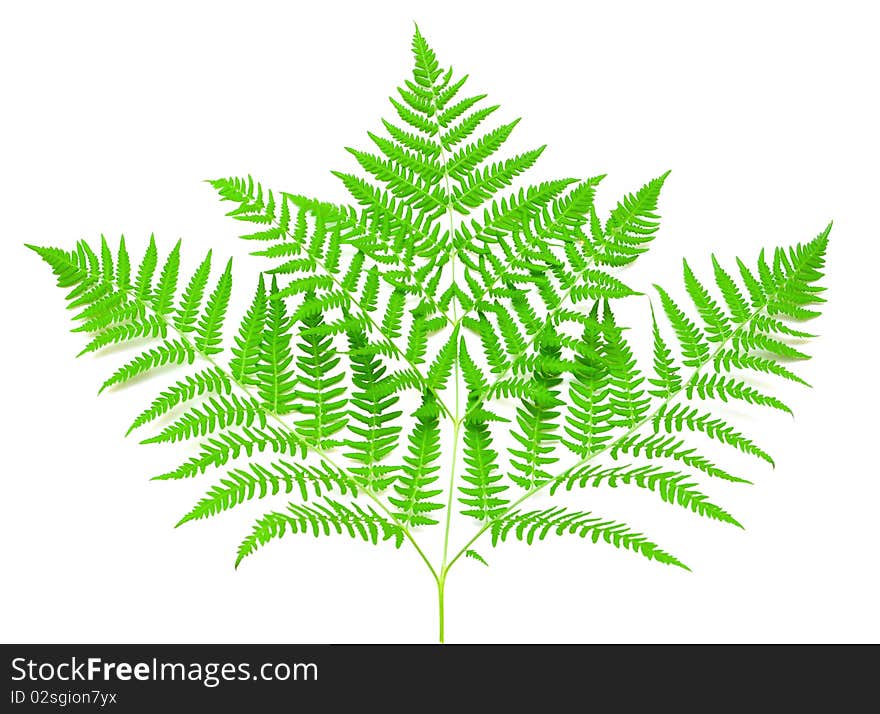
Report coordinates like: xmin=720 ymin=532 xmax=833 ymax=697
xmin=1 ymin=643 xmax=870 ymax=710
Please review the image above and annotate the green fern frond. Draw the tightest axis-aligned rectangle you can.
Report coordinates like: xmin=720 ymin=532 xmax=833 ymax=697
xmin=589 ymin=172 xmax=669 ymax=266
xmin=425 ymin=329 xmax=459 ymax=392
xmin=78 ymin=315 xmax=167 ymax=356
xmin=459 ymin=406 xmax=509 ymax=521
xmin=344 ymin=330 xmax=403 ymax=488
xmin=151 ymin=239 xmax=181 ymax=315
xmin=562 ymin=316 xmax=612 ymax=457
xmin=685 ymin=374 xmax=791 ymax=414
xmin=648 ymin=308 xmax=682 ymax=399
xmin=549 ymin=463 xmax=741 ymax=527
xmin=141 ymin=394 xmax=265 ymax=444
xmin=491 ymin=506 xmax=688 ymax=570
xmin=654 ymin=285 xmax=710 ymax=367
xmin=682 ymin=259 xmax=732 ymax=343
xmin=126 ymin=367 xmax=231 ymax=435
xmin=99 ymin=340 xmax=195 ymax=393
xmin=194 ymin=258 xmax=232 ymax=355
xmin=389 ymin=395 xmax=444 ymax=526
xmin=508 ymin=342 xmax=565 ymax=489
xmin=465 ymin=549 xmax=489 ymax=566
xmin=611 ymin=433 xmax=750 ymax=484
xmin=174 ymin=251 xmax=213 ymax=333
xmin=134 ymin=235 xmax=158 ymax=300
xmin=256 ymin=277 xmax=297 ymax=415
xmin=602 ymin=303 xmax=650 ymax=427
xmin=651 ymin=404 xmax=773 ymax=465
xmin=291 ymin=300 xmax=349 ymax=446
xmin=229 ymin=277 xmax=268 ymax=385
xmin=177 ymin=460 xmax=356 ymax=526
xmin=153 ymin=425 xmax=304 ymax=481
xmin=235 ymin=499 xmax=404 ymax=568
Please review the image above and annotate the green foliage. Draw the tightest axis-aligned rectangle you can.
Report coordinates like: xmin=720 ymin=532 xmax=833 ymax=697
xmin=390 ymin=395 xmax=444 ymax=526
xmin=491 ymin=506 xmax=688 ymax=570
xmin=29 ymin=27 xmax=830 ymax=642
xmin=235 ymin=499 xmax=405 ymax=568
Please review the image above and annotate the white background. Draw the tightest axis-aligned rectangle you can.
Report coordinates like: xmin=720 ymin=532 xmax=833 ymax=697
xmin=1 ymin=0 xmax=878 ymax=644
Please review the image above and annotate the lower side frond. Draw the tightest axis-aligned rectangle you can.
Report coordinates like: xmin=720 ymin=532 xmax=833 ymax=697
xmin=176 ymin=460 xmax=357 ymax=526
xmin=235 ymin=499 xmax=404 ymax=567
xmin=491 ymin=506 xmax=689 ymax=570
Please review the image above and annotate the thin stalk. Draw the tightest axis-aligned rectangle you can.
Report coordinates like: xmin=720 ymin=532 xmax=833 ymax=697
xmin=437 ymin=574 xmax=446 ymax=643
xmin=432 ymin=80 xmax=464 ymax=641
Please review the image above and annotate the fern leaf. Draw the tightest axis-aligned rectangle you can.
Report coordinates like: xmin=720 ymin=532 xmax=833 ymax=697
xmin=389 ymin=396 xmax=444 ymax=526
xmin=141 ymin=394 xmax=266 ymax=444
xmin=78 ymin=315 xmax=167 ymax=356
xmin=612 ymin=433 xmax=751 ymax=484
xmin=441 ymin=105 xmax=499 ymax=150
xmin=99 ymin=339 xmax=195 ymax=393
xmin=648 ymin=308 xmax=682 ymax=398
xmin=345 ymin=330 xmax=403 ymax=488
xmin=654 ymin=285 xmax=710 ymax=367
xmin=425 ymin=329 xmax=459 ymax=392
xmin=229 ymin=277 xmax=268 ymax=385
xmin=465 ymin=549 xmax=489 ymax=566
xmin=126 ymin=367 xmax=232 ymax=435
xmin=194 ymin=259 xmax=232 ymax=355
xmin=460 ymin=407 xmax=509 ymax=520
xmin=712 ymin=255 xmax=750 ymax=323
xmin=508 ymin=342 xmax=564 ymax=489
xmin=683 ymin=258 xmax=732 ymax=342
xmin=176 ymin=460 xmax=356 ymax=526
xmin=235 ymin=499 xmax=404 ymax=567
xmin=491 ymin=506 xmax=688 ymax=570
xmin=652 ymin=404 xmax=773 ymax=465
xmin=452 ymin=147 xmax=546 ymax=212
xmin=292 ymin=301 xmax=349 ymax=446
xmin=686 ymin=374 xmax=791 ymax=414
xmin=174 ymin=251 xmax=213 ymax=333
xmin=550 ymin=464 xmax=741 ymax=527
xmin=134 ymin=234 xmax=158 ymax=301
xmin=446 ymin=119 xmax=520 ymax=179
xmin=602 ymin=303 xmax=650 ymax=427
xmin=153 ymin=425 xmax=303 ymax=481
xmin=116 ymin=235 xmax=131 ymax=290
xmin=151 ymin=239 xmax=181 ymax=315
xmin=590 ymin=172 xmax=668 ymax=266
xmin=256 ymin=277 xmax=297 ymax=414
xmin=563 ymin=315 xmax=612 ymax=457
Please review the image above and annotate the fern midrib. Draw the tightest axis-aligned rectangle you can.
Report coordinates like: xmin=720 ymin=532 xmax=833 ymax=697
xmin=74 ymin=261 xmax=439 ymax=582
xmin=267 ymin=327 xmax=285 ymax=414
xmin=445 ymin=266 xmax=803 ymax=574
xmin=434 ymin=80 xmax=463 ymax=577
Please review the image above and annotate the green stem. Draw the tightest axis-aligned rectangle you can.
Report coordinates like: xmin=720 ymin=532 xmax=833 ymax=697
xmin=437 ymin=574 xmax=446 ymax=644
xmin=431 ymin=78 xmax=464 ymax=605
